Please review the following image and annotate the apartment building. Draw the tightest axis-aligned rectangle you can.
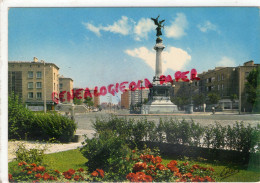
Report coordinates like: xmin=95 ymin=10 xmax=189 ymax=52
xmin=121 ymin=89 xmax=149 ymax=109
xmin=59 ymin=77 xmax=74 ymax=103
xmin=8 ymin=57 xmax=59 ymax=110
xmin=173 ymin=60 xmax=259 ymax=111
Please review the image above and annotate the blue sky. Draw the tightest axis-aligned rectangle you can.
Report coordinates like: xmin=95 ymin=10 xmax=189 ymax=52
xmin=8 ymin=7 xmax=259 ymax=103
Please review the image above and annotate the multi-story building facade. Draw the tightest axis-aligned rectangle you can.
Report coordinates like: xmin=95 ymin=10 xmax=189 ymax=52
xmin=8 ymin=58 xmax=59 ymax=110
xmin=59 ymin=77 xmax=73 ymax=103
xmin=173 ymin=60 xmax=259 ymax=112
xmin=121 ymin=89 xmax=149 ymax=109
xmin=72 ymin=87 xmax=100 ymax=107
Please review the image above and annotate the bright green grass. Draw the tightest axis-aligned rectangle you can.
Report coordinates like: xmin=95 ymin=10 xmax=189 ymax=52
xmin=9 ymin=149 xmax=260 ymax=182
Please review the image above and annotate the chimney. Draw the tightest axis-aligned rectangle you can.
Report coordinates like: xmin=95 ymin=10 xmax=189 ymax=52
xmin=33 ymin=57 xmax=38 ymax=62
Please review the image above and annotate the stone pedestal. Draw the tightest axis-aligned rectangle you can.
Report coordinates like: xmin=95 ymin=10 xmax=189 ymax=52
xmin=141 ymin=38 xmax=178 ymax=114
xmin=186 ymin=104 xmax=193 ymax=114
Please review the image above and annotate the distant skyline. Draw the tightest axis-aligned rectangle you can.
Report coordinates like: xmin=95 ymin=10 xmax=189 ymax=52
xmin=8 ymin=7 xmax=259 ymax=103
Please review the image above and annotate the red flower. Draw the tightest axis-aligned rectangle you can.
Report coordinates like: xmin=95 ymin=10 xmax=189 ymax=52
xmin=42 ymin=173 xmax=50 ymax=180
xmin=32 ymin=167 xmax=37 ymax=172
xmin=132 ymin=150 xmax=136 ymax=153
xmin=168 ymin=160 xmax=178 ymax=166
xmin=63 ymin=172 xmax=72 ymax=180
xmin=156 ymin=163 xmax=167 ymax=170
xmin=54 ymin=169 xmax=60 ymax=174
xmin=27 ymin=171 xmax=32 ymax=175
xmin=30 ymin=163 xmax=37 ymax=167
xmin=192 ymin=164 xmax=200 ymax=169
xmin=208 ymin=167 xmax=215 ymax=172
xmin=77 ymin=168 xmax=84 ymax=172
xmin=67 ymin=169 xmax=75 ymax=175
xmin=8 ymin=174 xmax=13 ymax=180
xmin=127 ymin=172 xmax=153 ymax=182
xmin=74 ymin=175 xmax=80 ymax=181
xmin=152 ymin=156 xmax=162 ymax=164
xmin=183 ymin=162 xmax=189 ymax=166
xmin=148 ymin=165 xmax=155 ymax=170
xmin=169 ymin=166 xmax=179 ymax=173
xmin=18 ymin=161 xmax=27 ymax=166
xmin=183 ymin=172 xmax=193 ymax=178
xmin=126 ymin=173 xmax=137 ymax=182
xmin=91 ymin=171 xmax=98 ymax=177
xmin=37 ymin=166 xmax=45 ymax=172
xmin=174 ymin=172 xmax=182 ymax=178
xmin=140 ymin=154 xmax=154 ymax=162
xmin=35 ymin=173 xmax=42 ymax=179
xmin=32 ymin=180 xmax=39 ymax=183
xmin=133 ymin=162 xmax=147 ymax=172
xmin=96 ymin=169 xmax=104 ymax=178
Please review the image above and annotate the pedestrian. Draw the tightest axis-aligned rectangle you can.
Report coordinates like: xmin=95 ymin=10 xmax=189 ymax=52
xmin=212 ymin=106 xmax=215 ymax=114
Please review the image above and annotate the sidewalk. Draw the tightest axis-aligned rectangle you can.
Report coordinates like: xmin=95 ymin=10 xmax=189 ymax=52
xmin=8 ymin=129 xmax=95 ymax=162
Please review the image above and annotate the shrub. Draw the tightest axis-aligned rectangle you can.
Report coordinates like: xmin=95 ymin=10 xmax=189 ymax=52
xmin=92 ymin=115 xmax=259 ymax=154
xmin=15 ymin=142 xmax=46 ymax=165
xmin=8 ymin=93 xmax=77 ymax=142
xmin=80 ymin=130 xmax=133 ymax=181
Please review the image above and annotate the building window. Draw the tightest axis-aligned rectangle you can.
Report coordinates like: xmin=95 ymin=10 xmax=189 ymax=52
xmin=54 ymin=83 xmax=55 ymax=90
xmin=36 ymin=71 xmax=42 ymax=78
xmin=36 ymin=82 xmax=42 ymax=88
xmin=28 ymin=92 xmax=33 ymax=99
xmin=245 ymin=72 xmax=249 ymax=80
xmin=218 ymin=85 xmax=220 ymax=90
xmin=36 ymin=92 xmax=42 ymax=99
xmin=221 ymin=74 xmax=224 ymax=80
xmin=54 ymin=73 xmax=55 ymax=79
xmin=28 ymin=71 xmax=33 ymax=78
xmin=218 ymin=75 xmax=220 ymax=81
xmin=28 ymin=82 xmax=33 ymax=89
xmin=222 ymin=84 xmax=224 ymax=90
xmin=59 ymin=83 xmax=63 ymax=89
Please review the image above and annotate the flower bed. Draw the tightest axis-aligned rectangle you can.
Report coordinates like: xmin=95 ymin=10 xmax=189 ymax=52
xmin=9 ymin=149 xmax=215 ymax=182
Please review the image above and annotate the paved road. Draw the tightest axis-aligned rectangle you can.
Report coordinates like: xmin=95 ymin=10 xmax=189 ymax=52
xmin=74 ymin=110 xmax=260 ymax=134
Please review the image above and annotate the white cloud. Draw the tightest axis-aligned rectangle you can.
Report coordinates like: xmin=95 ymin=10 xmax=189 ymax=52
xmin=125 ymin=46 xmax=191 ymax=73
xmin=82 ymin=23 xmax=101 ymax=37
xmin=197 ymin=21 xmax=218 ymax=33
xmin=164 ymin=13 xmax=188 ymax=39
xmin=216 ymin=56 xmax=236 ymax=67
xmin=83 ymin=16 xmax=131 ymax=36
xmin=134 ymin=18 xmax=155 ymax=41
xmin=102 ymin=16 xmax=131 ymax=35
xmin=125 ymin=47 xmax=155 ymax=70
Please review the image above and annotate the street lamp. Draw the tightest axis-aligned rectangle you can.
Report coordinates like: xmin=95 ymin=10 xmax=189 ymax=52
xmin=189 ymin=80 xmax=193 ymax=105
xmin=188 ymin=80 xmax=193 ymax=114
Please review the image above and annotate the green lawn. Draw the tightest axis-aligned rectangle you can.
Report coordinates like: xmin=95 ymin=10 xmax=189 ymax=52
xmin=9 ymin=149 xmax=260 ymax=182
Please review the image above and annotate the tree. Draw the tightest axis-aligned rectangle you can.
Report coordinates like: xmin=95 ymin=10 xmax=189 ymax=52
xmin=207 ymin=93 xmax=220 ymax=105
xmin=230 ymin=94 xmax=238 ymax=110
xmin=143 ymin=98 xmax=149 ymax=104
xmin=245 ymin=66 xmax=260 ymax=112
xmin=192 ymin=94 xmax=206 ymax=107
xmin=171 ymin=96 xmax=189 ymax=110
xmin=84 ymin=97 xmax=94 ymax=107
xmin=73 ymin=97 xmax=83 ymax=105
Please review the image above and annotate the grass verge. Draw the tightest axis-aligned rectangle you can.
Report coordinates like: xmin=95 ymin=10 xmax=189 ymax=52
xmin=9 ymin=149 xmax=260 ymax=182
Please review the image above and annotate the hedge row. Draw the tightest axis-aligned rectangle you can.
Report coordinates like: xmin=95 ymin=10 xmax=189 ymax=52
xmin=93 ymin=115 xmax=260 ymax=153
xmin=8 ymin=93 xmax=77 ymax=142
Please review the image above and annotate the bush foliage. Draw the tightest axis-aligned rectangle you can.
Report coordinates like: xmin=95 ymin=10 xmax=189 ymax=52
xmin=8 ymin=93 xmax=77 ymax=142
xmin=92 ymin=115 xmax=260 ymax=154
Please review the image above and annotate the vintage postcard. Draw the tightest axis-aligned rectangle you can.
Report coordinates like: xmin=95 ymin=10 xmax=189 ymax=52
xmin=1 ymin=1 xmax=260 ymax=182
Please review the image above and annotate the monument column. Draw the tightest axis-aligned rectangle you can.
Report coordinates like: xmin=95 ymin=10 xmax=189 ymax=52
xmin=154 ymin=39 xmax=165 ymax=78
